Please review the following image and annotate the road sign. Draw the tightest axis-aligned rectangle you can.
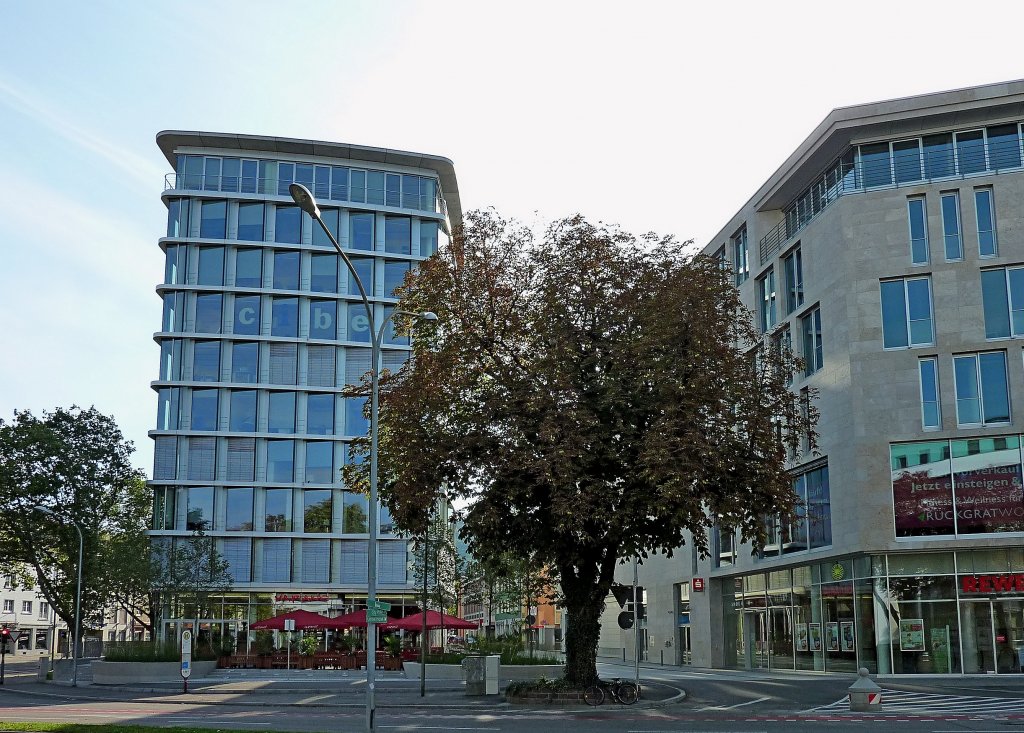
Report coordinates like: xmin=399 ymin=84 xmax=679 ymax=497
xmin=284 ymin=619 xmax=296 ymax=632
xmin=366 ymin=611 xmax=388 ymax=624
xmin=617 ymin=611 xmax=634 ymax=630
xmin=367 ymin=600 xmax=391 ymax=612
xmin=180 ymin=631 xmax=193 ymax=680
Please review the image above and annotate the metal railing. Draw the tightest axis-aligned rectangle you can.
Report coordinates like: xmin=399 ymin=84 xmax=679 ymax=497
xmin=759 ymin=138 xmax=1024 ymax=264
xmin=162 ymin=173 xmax=446 ymax=216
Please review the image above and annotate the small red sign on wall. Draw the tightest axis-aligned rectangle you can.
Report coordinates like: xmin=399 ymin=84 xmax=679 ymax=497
xmin=692 ymin=578 xmax=705 ymax=592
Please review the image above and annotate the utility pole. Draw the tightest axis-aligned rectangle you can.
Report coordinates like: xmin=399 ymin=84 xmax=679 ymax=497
xmin=632 ymin=557 xmax=640 ymax=691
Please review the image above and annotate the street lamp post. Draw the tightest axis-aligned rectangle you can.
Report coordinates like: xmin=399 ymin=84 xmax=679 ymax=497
xmin=33 ymin=506 xmax=83 ymax=688
xmin=290 ymin=183 xmax=436 ymax=733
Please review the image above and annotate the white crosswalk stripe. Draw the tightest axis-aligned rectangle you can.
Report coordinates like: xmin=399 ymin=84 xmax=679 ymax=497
xmin=809 ymin=688 xmax=1024 ymax=715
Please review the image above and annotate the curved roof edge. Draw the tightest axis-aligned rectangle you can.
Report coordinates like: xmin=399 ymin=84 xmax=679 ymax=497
xmin=157 ymin=130 xmax=461 ymax=227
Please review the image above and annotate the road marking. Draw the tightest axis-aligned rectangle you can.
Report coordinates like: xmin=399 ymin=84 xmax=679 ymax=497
xmin=809 ymin=688 xmax=1024 ymax=715
xmin=379 ymin=727 xmax=499 ymax=731
xmin=697 ymin=695 xmax=772 ymax=711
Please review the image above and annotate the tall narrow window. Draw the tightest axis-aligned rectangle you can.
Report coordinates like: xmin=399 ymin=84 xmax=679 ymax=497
xmin=975 ymin=188 xmax=997 ymax=257
xmin=194 ymin=293 xmax=223 ymax=333
xmin=941 ymin=192 xmax=962 ymax=260
xmin=235 ymin=249 xmax=262 ymax=288
xmin=918 ymin=358 xmax=941 ymax=430
xmin=953 ymin=351 xmax=1010 ymax=426
xmin=801 ymin=307 xmax=823 ymax=376
xmin=199 ymin=200 xmax=226 ymax=238
xmin=758 ymin=268 xmax=776 ymax=332
xmin=923 ymin=133 xmax=955 ymax=178
xmin=732 ymin=227 xmax=749 ymax=285
xmin=264 ymin=489 xmax=292 ymax=532
xmin=880 ymin=277 xmax=933 ymax=349
xmin=988 ymin=124 xmax=1022 ymax=170
xmin=956 ymin=130 xmax=986 ymax=174
xmin=907 ymin=197 xmax=929 ymax=264
xmin=237 ymin=203 xmax=264 ymax=241
xmin=783 ymin=247 xmax=803 ymax=314
xmin=266 ymin=439 xmax=295 ymax=482
xmin=981 ymin=266 xmax=1024 ymax=339
xmin=349 ymin=213 xmax=374 ymax=251
xmin=892 ymin=139 xmax=922 ymax=184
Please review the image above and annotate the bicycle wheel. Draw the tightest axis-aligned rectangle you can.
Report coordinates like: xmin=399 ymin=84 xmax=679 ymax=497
xmin=617 ymin=682 xmax=639 ymax=705
xmin=583 ymin=684 xmax=605 ymax=706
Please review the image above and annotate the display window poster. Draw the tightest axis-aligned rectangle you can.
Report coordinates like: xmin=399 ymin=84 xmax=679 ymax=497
xmin=808 ymin=623 xmax=822 ymax=652
xmin=840 ymin=621 xmax=855 ymax=652
xmin=899 ymin=618 xmax=925 ymax=651
xmin=825 ymin=622 xmax=839 ymax=652
xmin=796 ymin=623 xmax=808 ymax=651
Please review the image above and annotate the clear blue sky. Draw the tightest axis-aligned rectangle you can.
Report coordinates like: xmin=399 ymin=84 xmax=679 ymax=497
xmin=2 ymin=0 xmax=1022 ymax=473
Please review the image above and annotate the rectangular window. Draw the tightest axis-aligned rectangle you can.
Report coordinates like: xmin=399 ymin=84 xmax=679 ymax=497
xmin=988 ymin=124 xmax=1022 ymax=170
xmin=379 ymin=541 xmax=406 ymax=583
xmin=1 ymin=600 xmax=11 ymax=613
xmin=384 ymin=260 xmax=411 ymax=298
xmin=892 ymin=139 xmax=922 ymax=184
xmin=235 ymin=249 xmax=263 ymax=288
xmin=941 ymin=192 xmax=962 ymax=260
xmin=860 ymin=142 xmax=892 ymax=188
xmin=386 ymin=174 xmax=401 ymax=207
xmin=264 ymin=488 xmax=292 ymax=532
xmin=367 ymin=171 xmax=385 ymax=205
xmin=275 ymin=205 xmax=301 ymax=244
xmin=153 ymin=436 xmax=178 ymax=480
xmin=237 ymin=202 xmax=264 ymax=241
xmin=226 ymin=437 xmax=255 ymax=481
xmin=303 ymin=488 xmax=333 ymax=531
xmin=384 ymin=217 xmax=411 ymax=254
xmin=188 ymin=436 xmax=215 ymax=480
xmin=268 ymin=343 xmax=297 ymax=384
xmin=880 ymin=277 xmax=933 ymax=348
xmin=420 ymin=220 xmax=439 ymax=257
xmin=975 ymin=188 xmax=997 ymax=257
xmin=165 ymin=244 xmax=187 ymax=284
xmin=162 ymin=292 xmax=184 ymax=332
xmin=302 ymin=539 xmax=331 ymax=583
xmin=349 ymin=213 xmax=374 ymax=251
xmin=190 ymin=388 xmax=218 ymax=431
xmin=310 ymin=253 xmax=338 ymax=293
xmin=805 ymin=465 xmax=831 ymax=549
xmin=273 ymin=250 xmax=300 ymax=291
xmin=305 ymin=443 xmax=334 ymax=484
xmin=954 ymin=351 xmax=1010 ymax=426
xmin=801 ymin=307 xmax=823 ymax=376
xmin=348 ymin=303 xmax=371 ymax=343
xmin=340 ymin=540 xmax=368 ymax=584
xmin=783 ymin=248 xmax=803 ymax=314
xmin=346 ymin=397 xmax=369 ymax=436
xmin=330 ymin=166 xmax=349 ymax=201
xmin=267 ymin=439 xmax=295 ymax=482
xmin=907 ymin=197 xmax=929 ymax=264
xmin=981 ymin=267 xmax=1024 ymax=339
xmin=231 ymin=342 xmax=259 ymax=383
xmin=956 ymin=129 xmax=986 ymax=174
xmin=307 ymin=344 xmax=336 ymax=388
xmin=199 ymin=200 xmax=226 ymax=239
xmin=306 ymin=393 xmax=335 ymax=435
xmin=732 ymin=227 xmax=749 ymax=284
xmin=343 ymin=492 xmax=369 ymax=533
xmin=919 ymin=357 xmax=941 ymax=430
xmin=349 ymin=258 xmax=374 ymax=296
xmin=39 ymin=602 xmax=48 ymax=619
xmin=22 ymin=601 xmax=32 ymax=614
xmin=268 ymin=391 xmax=296 ymax=433
xmin=222 ymin=538 xmax=252 ymax=583
xmin=312 ymin=208 xmax=340 ymax=248
xmin=309 ymin=300 xmax=337 ymax=340
xmin=225 ymin=487 xmax=254 ymax=531
xmin=229 ymin=390 xmax=257 ymax=432
xmin=185 ymin=486 xmax=214 ymax=531
xmin=271 ymin=297 xmax=298 ymax=337
xmin=192 ymin=341 xmax=220 ymax=382
xmin=160 ymin=339 xmax=183 ymax=381
xmin=166 ymin=199 xmax=189 ymax=238
xmin=713 ymin=525 xmax=735 ymax=568
xmin=758 ymin=268 xmax=776 ymax=332
xmin=261 ymin=538 xmax=291 ymax=583
xmin=156 ymin=388 xmax=179 ymax=430
xmin=194 ymin=293 xmax=223 ymax=334
xmin=923 ymin=133 xmax=955 ymax=178
xmin=233 ymin=295 xmax=260 ymax=335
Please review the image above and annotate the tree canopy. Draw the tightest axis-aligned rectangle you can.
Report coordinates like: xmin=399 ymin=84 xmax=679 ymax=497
xmin=362 ymin=211 xmax=815 ymax=683
xmin=0 ymin=406 xmax=148 ymax=637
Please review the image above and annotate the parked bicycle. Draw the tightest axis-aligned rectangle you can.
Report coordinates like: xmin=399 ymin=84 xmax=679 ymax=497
xmin=583 ymin=677 xmax=639 ymax=706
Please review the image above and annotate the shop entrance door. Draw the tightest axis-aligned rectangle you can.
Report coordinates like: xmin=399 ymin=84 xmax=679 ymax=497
xmin=677 ymin=625 xmax=692 ymax=665
xmin=962 ymin=599 xmax=1024 ymax=674
xmin=743 ymin=610 xmax=770 ymax=669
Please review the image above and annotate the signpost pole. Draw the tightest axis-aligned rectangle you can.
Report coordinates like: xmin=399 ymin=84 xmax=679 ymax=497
xmin=180 ymin=629 xmax=192 ymax=694
xmin=632 ymin=557 xmax=640 ymax=691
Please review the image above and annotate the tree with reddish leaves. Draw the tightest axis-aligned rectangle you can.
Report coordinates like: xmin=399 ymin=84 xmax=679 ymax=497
xmin=353 ymin=211 xmax=815 ymax=685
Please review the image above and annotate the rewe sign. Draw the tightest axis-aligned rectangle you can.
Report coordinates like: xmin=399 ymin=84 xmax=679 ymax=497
xmin=960 ymin=573 xmax=1024 ymax=594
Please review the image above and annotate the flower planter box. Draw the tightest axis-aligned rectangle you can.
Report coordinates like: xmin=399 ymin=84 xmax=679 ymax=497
xmin=506 ymin=690 xmax=585 ymax=705
xmin=92 ymin=660 xmax=218 ymax=685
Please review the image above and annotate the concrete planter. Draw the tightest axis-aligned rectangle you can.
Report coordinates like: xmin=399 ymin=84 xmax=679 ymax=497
xmin=401 ymin=661 xmax=464 ymax=680
xmin=506 ymin=689 xmax=584 ymax=705
xmin=401 ymin=661 xmax=565 ymax=682
xmin=92 ymin=660 xmax=217 ymax=685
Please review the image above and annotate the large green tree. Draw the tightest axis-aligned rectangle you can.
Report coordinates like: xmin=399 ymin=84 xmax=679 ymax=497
xmin=362 ymin=212 xmax=815 ymax=684
xmin=0 ymin=407 xmax=147 ymax=641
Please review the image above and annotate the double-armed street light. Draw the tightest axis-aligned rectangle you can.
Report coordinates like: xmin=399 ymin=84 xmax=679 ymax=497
xmin=289 ymin=183 xmax=436 ymax=732
xmin=33 ymin=506 xmax=83 ymax=688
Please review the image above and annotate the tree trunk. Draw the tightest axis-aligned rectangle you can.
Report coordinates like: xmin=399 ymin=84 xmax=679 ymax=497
xmin=562 ymin=591 xmax=603 ymax=685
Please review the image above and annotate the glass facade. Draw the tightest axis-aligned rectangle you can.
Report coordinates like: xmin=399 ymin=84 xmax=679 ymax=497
xmin=154 ymin=138 xmax=453 ymax=646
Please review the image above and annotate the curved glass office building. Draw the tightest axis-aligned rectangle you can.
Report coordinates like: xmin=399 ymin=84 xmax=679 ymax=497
xmin=149 ymin=131 xmax=459 ymax=643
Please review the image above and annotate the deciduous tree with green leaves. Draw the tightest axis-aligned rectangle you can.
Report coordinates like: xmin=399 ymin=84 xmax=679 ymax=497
xmin=360 ymin=211 xmax=815 ymax=685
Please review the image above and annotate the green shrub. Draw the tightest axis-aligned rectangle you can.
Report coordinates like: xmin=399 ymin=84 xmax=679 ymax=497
xmin=104 ymin=641 xmax=219 ymax=662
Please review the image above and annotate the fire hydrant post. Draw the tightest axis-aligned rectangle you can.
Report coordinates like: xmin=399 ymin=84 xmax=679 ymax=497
xmin=848 ymin=667 xmax=882 ymax=712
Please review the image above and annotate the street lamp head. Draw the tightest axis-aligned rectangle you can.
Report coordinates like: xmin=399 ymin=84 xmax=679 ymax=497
xmin=289 ymin=183 xmax=320 ymax=219
xmin=33 ymin=505 xmax=55 ymax=517
xmin=419 ymin=311 xmax=438 ymax=322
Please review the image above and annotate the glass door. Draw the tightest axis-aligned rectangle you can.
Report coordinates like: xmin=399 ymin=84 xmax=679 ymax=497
xmin=743 ymin=610 xmax=770 ymax=669
xmin=993 ymin=600 xmax=1024 ymax=673
xmin=962 ymin=601 xmax=996 ymax=673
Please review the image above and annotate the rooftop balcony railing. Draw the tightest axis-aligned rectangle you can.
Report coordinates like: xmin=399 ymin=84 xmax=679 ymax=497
xmin=163 ymin=172 xmax=447 ymax=218
xmin=758 ymin=137 xmax=1024 ymax=264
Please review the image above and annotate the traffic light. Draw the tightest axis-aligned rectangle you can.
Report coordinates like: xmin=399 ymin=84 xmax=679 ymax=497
xmin=634 ymin=587 xmax=646 ymax=620
xmin=0 ymin=626 xmax=10 ymax=654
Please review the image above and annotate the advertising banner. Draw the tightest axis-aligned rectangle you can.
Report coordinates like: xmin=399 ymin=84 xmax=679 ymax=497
xmin=952 ymin=461 xmax=1024 ymax=534
xmin=891 ymin=466 xmax=955 ymax=537
xmin=899 ymin=618 xmax=925 ymax=652
xmin=841 ymin=621 xmax=855 ymax=652
xmin=826 ymin=622 xmax=839 ymax=652
xmin=808 ymin=623 xmax=822 ymax=652
xmin=796 ymin=623 xmax=808 ymax=651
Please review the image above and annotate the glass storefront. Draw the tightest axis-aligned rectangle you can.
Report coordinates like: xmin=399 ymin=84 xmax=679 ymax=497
xmin=720 ymin=549 xmax=1024 ymax=674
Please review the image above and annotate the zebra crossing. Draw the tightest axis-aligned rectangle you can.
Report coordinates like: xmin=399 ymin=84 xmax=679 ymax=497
xmin=810 ymin=687 xmax=1024 ymax=715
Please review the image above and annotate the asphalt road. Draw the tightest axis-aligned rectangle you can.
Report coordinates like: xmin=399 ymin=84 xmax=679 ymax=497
xmin=2 ymin=658 xmax=1024 ymax=732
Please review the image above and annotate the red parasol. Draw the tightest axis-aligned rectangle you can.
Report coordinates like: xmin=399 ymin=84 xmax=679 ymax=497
xmin=250 ymin=609 xmax=333 ymax=631
xmin=391 ymin=610 xmax=479 ymax=631
xmin=324 ymin=609 xmax=399 ymax=629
